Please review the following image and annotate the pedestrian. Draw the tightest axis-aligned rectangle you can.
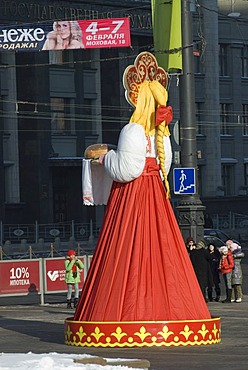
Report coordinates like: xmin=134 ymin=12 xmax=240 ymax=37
xmin=204 ymin=213 xmax=213 ymax=228
xmin=219 ymin=246 xmax=234 ymax=303
xmin=185 ymin=236 xmax=196 ymax=254
xmin=229 ymin=242 xmax=244 ymax=303
xmin=189 ymin=240 xmax=213 ymax=302
xmin=207 ymin=243 xmax=221 ymax=302
xmin=64 ymin=249 xmax=84 ymax=309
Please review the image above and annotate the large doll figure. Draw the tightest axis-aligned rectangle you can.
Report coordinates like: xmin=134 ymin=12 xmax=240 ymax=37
xmin=75 ymin=53 xmax=210 ymax=322
xmin=68 ymin=53 xmax=220 ymax=348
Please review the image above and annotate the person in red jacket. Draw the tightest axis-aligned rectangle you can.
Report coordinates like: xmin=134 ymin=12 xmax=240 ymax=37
xmin=219 ymin=246 xmax=234 ymax=303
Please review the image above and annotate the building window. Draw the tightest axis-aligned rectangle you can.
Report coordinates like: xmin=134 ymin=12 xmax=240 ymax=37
xmin=242 ymin=104 xmax=248 ymax=136
xmin=220 ymin=103 xmax=231 ymax=135
xmin=195 ymin=102 xmax=203 ymax=134
xmin=219 ymin=44 xmax=228 ymax=76
xmin=51 ymin=98 xmax=71 ymax=134
xmin=241 ymin=46 xmax=248 ymax=78
xmin=49 ymin=51 xmax=63 ymax=65
xmin=221 ymin=164 xmax=234 ymax=196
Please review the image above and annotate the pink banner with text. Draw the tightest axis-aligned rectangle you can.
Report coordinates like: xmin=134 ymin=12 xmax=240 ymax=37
xmin=0 ymin=18 xmax=131 ymax=52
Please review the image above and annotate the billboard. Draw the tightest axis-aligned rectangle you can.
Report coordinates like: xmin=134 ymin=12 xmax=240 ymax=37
xmin=0 ymin=259 xmax=42 ymax=296
xmin=0 ymin=17 xmax=131 ymax=52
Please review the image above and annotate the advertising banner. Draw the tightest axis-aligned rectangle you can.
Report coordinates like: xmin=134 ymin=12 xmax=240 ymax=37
xmin=0 ymin=18 xmax=131 ymax=52
xmin=43 ymin=256 xmax=86 ymax=293
xmin=0 ymin=259 xmax=41 ymax=296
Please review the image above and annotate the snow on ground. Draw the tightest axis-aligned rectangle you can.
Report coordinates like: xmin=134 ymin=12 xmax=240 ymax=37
xmin=0 ymin=353 xmax=141 ymax=370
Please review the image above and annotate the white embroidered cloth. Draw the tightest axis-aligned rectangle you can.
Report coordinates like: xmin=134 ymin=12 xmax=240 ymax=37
xmin=82 ymin=159 xmax=113 ymax=206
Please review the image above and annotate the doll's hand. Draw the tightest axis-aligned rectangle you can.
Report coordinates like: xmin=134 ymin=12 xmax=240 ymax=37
xmin=98 ymin=154 xmax=105 ymax=164
xmin=91 ymin=159 xmax=100 ymax=165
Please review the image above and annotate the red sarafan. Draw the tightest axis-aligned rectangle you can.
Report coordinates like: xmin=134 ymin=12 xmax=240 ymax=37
xmin=75 ymin=157 xmax=210 ymax=322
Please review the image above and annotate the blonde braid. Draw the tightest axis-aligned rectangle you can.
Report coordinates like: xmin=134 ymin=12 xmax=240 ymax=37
xmin=156 ymin=121 xmax=171 ymax=198
xmin=129 ymin=80 xmax=171 ymax=197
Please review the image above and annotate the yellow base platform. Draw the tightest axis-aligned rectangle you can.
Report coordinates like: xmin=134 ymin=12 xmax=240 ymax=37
xmin=65 ymin=317 xmax=221 ymax=347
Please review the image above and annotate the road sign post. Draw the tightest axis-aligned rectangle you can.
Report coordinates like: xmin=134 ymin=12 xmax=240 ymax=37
xmin=176 ymin=0 xmax=205 ymax=243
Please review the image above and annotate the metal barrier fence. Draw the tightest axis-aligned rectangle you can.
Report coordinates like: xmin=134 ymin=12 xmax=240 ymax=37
xmin=0 ymin=243 xmax=90 ymax=260
xmin=1 ymin=212 xmax=248 ymax=260
xmin=0 ymin=220 xmax=98 ymax=260
xmin=0 ymin=220 xmax=97 ymax=245
xmin=213 ymin=213 xmax=248 ymax=231
xmin=212 ymin=213 xmax=248 ymax=247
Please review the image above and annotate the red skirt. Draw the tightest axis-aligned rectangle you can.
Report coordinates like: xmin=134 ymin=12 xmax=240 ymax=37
xmin=74 ymin=158 xmax=211 ymax=321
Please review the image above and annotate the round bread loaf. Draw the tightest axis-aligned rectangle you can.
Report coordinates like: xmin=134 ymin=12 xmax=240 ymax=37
xmin=84 ymin=144 xmax=116 ymax=159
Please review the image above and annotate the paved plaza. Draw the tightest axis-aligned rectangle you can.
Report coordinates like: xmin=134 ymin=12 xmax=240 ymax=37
xmin=0 ymin=263 xmax=248 ymax=369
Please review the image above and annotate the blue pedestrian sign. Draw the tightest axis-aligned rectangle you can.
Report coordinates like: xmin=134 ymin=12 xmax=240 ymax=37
xmin=173 ymin=168 xmax=196 ymax=195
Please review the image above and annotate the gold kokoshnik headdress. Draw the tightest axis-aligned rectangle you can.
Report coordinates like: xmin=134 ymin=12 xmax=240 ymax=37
xmin=123 ymin=52 xmax=173 ymax=197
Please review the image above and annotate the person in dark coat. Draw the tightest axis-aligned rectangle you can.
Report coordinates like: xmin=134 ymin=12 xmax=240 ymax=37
xmin=189 ymin=240 xmax=214 ymax=302
xmin=185 ymin=236 xmax=196 ymax=254
xmin=207 ymin=243 xmax=221 ymax=301
xmin=204 ymin=213 xmax=213 ymax=228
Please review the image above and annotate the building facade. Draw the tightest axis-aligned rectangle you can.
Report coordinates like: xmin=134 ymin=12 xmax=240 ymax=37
xmin=0 ymin=0 xmax=248 ymax=233
xmin=193 ymin=0 xmax=248 ymax=215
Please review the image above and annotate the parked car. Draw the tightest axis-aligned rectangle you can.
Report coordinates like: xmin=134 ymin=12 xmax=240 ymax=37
xmin=204 ymin=228 xmax=240 ymax=248
xmin=203 ymin=235 xmax=225 ymax=249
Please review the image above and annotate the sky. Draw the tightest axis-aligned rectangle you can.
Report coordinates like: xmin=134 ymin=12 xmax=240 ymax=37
xmin=0 ymin=353 xmax=142 ymax=370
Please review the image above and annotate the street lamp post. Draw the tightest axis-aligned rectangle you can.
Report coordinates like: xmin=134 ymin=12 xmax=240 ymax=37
xmin=176 ymin=0 xmax=205 ymax=243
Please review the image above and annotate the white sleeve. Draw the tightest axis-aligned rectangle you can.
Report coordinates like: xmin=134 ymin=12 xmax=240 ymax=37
xmin=163 ymin=136 xmax=172 ymax=175
xmin=104 ymin=123 xmax=146 ymax=183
